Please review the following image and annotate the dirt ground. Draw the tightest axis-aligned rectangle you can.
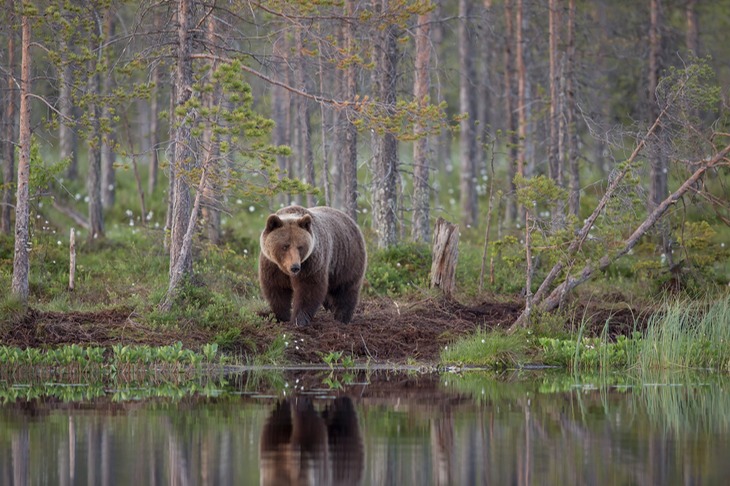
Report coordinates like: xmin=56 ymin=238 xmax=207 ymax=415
xmin=1 ymin=295 xmax=651 ymax=364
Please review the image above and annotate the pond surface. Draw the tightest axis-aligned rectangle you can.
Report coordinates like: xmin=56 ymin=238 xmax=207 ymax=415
xmin=1 ymin=368 xmax=729 ymax=485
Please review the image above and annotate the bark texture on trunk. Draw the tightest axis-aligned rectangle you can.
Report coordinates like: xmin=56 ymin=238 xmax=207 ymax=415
xmin=372 ymin=0 xmax=399 ymax=248
xmin=411 ymin=9 xmax=432 ymax=243
xmin=430 ymin=218 xmax=460 ymax=297
xmin=458 ymin=0 xmax=478 ymax=228
xmin=1 ymin=0 xmax=16 ymax=235
xmin=11 ymin=13 xmax=31 ymax=302
xmin=169 ymin=0 xmax=194 ymax=278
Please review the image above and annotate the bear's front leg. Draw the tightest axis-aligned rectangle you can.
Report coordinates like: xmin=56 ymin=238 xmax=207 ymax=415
xmin=290 ymin=278 xmax=328 ymax=326
xmin=266 ymin=287 xmax=293 ymax=322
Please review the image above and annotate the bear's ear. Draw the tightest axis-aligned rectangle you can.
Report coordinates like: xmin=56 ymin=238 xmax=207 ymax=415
xmin=265 ymin=214 xmax=283 ymax=232
xmin=298 ymin=214 xmax=313 ymax=233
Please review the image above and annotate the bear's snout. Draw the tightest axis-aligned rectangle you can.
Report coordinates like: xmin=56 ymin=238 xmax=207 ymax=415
xmin=290 ymin=263 xmax=301 ymax=275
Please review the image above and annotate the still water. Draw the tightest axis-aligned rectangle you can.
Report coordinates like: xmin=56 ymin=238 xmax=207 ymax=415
xmin=1 ymin=368 xmax=729 ymax=485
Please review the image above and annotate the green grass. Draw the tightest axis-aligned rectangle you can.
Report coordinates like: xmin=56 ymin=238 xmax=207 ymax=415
xmin=636 ymin=296 xmax=730 ymax=372
xmin=440 ymin=329 xmax=533 ymax=368
xmin=441 ymin=295 xmax=730 ymax=373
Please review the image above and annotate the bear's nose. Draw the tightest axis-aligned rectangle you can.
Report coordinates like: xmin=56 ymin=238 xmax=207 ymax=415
xmin=290 ymin=264 xmax=301 ymax=275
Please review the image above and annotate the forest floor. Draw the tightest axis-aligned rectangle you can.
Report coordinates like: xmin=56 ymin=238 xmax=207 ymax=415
xmin=1 ymin=295 xmax=651 ymax=364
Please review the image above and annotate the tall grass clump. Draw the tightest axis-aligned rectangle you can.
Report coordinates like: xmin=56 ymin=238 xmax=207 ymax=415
xmin=440 ymin=329 xmax=532 ymax=368
xmin=637 ymin=295 xmax=730 ymax=372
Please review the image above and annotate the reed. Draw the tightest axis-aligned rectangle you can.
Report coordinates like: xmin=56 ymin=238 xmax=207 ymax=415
xmin=637 ymin=295 xmax=730 ymax=372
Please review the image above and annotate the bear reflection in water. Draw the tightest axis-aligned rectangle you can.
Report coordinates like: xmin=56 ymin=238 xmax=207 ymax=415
xmin=259 ymin=396 xmax=364 ymax=486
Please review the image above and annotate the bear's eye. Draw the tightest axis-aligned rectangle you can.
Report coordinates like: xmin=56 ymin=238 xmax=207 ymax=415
xmin=297 ymin=245 xmax=304 ymax=252
xmin=282 ymin=244 xmax=290 ymax=251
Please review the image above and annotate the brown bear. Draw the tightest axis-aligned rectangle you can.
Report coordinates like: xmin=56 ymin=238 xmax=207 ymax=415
xmin=259 ymin=205 xmax=367 ymax=326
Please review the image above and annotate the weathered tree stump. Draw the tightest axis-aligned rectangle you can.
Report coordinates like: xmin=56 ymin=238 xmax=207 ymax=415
xmin=430 ymin=217 xmax=459 ymax=296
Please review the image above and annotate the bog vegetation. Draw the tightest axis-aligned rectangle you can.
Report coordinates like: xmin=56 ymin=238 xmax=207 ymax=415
xmin=0 ymin=1 xmax=729 ymax=372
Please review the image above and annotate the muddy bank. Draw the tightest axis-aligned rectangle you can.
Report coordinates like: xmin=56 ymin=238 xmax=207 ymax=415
xmin=0 ymin=296 xmax=649 ymax=364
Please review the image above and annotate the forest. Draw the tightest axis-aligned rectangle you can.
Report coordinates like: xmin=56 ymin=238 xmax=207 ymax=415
xmin=0 ymin=0 xmax=729 ymax=367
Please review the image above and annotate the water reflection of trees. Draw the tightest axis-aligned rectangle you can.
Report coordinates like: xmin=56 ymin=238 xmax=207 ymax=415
xmin=0 ymin=372 xmax=729 ymax=485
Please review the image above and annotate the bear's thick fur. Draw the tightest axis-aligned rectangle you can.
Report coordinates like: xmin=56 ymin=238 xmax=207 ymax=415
xmin=259 ymin=205 xmax=367 ymax=326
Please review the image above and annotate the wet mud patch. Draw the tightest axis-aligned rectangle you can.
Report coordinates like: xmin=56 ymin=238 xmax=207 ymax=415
xmin=1 ymin=297 xmax=649 ymax=364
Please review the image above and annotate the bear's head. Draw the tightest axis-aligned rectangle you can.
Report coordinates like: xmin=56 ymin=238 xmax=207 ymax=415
xmin=260 ymin=213 xmax=315 ymax=277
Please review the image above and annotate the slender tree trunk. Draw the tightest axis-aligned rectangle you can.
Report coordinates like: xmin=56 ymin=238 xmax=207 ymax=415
xmin=372 ymin=0 xmax=399 ymax=248
xmin=459 ymin=0 xmax=478 ymax=228
xmin=201 ymin=14 xmax=220 ymax=245
xmin=548 ymin=0 xmax=560 ymax=183
xmin=59 ymin=45 xmax=78 ymax=182
xmin=1 ymin=0 xmax=16 ymax=235
xmin=566 ymin=0 xmax=579 ymax=217
xmin=295 ymin=27 xmax=316 ymax=207
xmin=411 ymin=9 xmax=432 ymax=243
xmin=316 ymin=35 xmax=332 ymax=207
xmin=685 ymin=0 xmax=698 ymax=55
xmin=164 ymin=79 xmax=176 ymax=252
xmin=11 ymin=12 xmax=30 ymax=302
xmin=515 ymin=0 xmax=527 ymax=181
xmin=86 ymin=34 xmax=104 ymax=242
xmin=548 ymin=0 xmax=565 ymax=228
xmin=59 ymin=9 xmax=79 ymax=183
xmin=148 ymin=11 xmax=162 ymax=197
xmin=502 ymin=0 xmax=518 ymax=226
xmin=169 ymin=0 xmax=194 ymax=278
xmin=342 ymin=0 xmax=358 ymax=220
xmin=648 ymin=0 xmax=671 ymax=266
xmin=431 ymin=2 xmax=450 ymax=206
xmin=100 ymin=10 xmax=116 ymax=210
xmin=272 ymin=34 xmax=290 ymax=207
xmin=161 ymin=146 xmax=213 ymax=310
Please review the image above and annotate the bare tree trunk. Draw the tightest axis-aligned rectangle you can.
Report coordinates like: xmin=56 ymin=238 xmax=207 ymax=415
xmin=648 ymin=0 xmax=671 ymax=266
xmin=161 ymin=146 xmax=213 ymax=311
xmin=502 ymin=0 xmax=518 ymax=227
xmin=201 ymin=14 xmax=220 ymax=245
xmin=272 ymin=34 xmax=290 ymax=207
xmin=1 ymin=0 xmax=16 ymax=236
xmin=685 ymin=0 xmax=698 ymax=55
xmin=86 ymin=51 xmax=104 ymax=242
xmin=372 ymin=0 xmax=399 ymax=248
xmin=315 ymin=31 xmax=332 ymax=207
xmin=169 ymin=0 xmax=194 ymax=278
xmin=164 ymin=79 xmax=175 ymax=252
xmin=459 ymin=0 xmax=478 ymax=229
xmin=60 ymin=20 xmax=79 ymax=182
xmin=342 ymin=0 xmax=358 ymax=220
xmin=11 ymin=11 xmax=30 ymax=302
xmin=566 ymin=0 xmax=579 ymax=218
xmin=515 ymin=0 xmax=527 ymax=181
xmin=548 ymin=0 xmax=565 ymax=228
xmin=294 ymin=27 xmax=316 ymax=207
xmin=100 ymin=10 xmax=116 ymax=210
xmin=411 ymin=8 xmax=432 ymax=243
xmin=148 ymin=11 xmax=162 ymax=197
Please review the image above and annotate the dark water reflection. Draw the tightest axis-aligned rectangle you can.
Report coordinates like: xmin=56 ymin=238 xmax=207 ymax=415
xmin=1 ymin=369 xmax=729 ymax=485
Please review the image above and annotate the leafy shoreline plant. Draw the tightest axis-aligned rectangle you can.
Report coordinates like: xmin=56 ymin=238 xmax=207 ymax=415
xmin=0 ymin=342 xmax=227 ymax=379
